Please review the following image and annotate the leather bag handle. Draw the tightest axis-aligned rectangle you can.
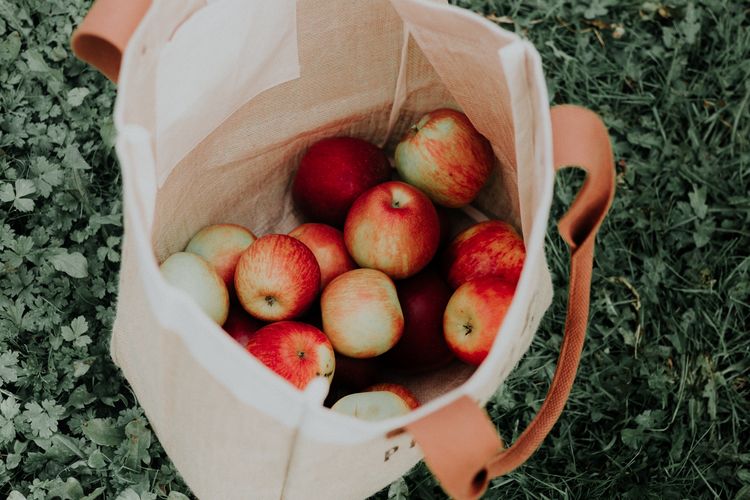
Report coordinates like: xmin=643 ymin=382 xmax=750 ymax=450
xmin=71 ymin=0 xmax=151 ymax=82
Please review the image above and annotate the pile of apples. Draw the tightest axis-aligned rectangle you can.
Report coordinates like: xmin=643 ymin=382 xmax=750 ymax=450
xmin=160 ymin=109 xmax=525 ymax=421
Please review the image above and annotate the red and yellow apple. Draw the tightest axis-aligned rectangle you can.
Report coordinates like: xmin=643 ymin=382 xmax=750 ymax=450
xmin=223 ymin=304 xmax=264 ymax=347
xmin=235 ymin=234 xmax=320 ymax=321
xmin=292 ymin=137 xmax=391 ymax=226
xmin=381 ymin=268 xmax=454 ymax=373
xmin=344 ymin=181 xmax=439 ymax=279
xmin=366 ymin=383 xmax=420 ymax=410
xmin=185 ymin=223 xmax=256 ymax=290
xmin=443 ymin=277 xmax=516 ymax=365
xmin=394 ymin=109 xmax=493 ymax=208
xmin=246 ymin=321 xmax=335 ymax=390
xmin=160 ymin=252 xmax=229 ymax=325
xmin=331 ymin=391 xmax=411 ymax=421
xmin=321 ymin=268 xmax=403 ymax=358
xmin=289 ymin=223 xmax=357 ymax=290
xmin=442 ymin=220 xmax=525 ymax=289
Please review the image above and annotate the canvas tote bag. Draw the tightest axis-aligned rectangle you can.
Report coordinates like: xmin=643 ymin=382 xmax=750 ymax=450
xmin=71 ymin=0 xmax=615 ymax=498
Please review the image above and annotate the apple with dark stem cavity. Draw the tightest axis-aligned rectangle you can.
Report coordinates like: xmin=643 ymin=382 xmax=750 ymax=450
xmin=235 ymin=234 xmax=320 ymax=321
xmin=246 ymin=321 xmax=335 ymax=390
xmin=443 ymin=277 xmax=516 ymax=365
xmin=344 ymin=181 xmax=439 ymax=279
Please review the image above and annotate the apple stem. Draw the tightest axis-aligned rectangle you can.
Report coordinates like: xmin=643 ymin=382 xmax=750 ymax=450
xmin=415 ymin=114 xmax=431 ymax=131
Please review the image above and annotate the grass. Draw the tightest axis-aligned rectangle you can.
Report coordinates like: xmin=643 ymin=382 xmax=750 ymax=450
xmin=1 ymin=0 xmax=748 ymax=498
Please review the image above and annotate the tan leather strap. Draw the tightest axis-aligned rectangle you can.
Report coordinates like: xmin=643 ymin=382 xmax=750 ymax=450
xmin=407 ymin=104 xmax=615 ymax=499
xmin=71 ymin=0 xmax=152 ymax=82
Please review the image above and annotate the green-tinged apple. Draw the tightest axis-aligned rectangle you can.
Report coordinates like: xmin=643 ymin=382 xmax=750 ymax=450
xmin=442 ymin=220 xmax=525 ymax=289
xmin=344 ymin=181 xmax=439 ymax=279
xmin=246 ymin=321 xmax=335 ymax=390
xmin=223 ymin=304 xmax=264 ymax=347
xmin=235 ymin=234 xmax=320 ymax=321
xmin=160 ymin=252 xmax=229 ymax=325
xmin=394 ymin=109 xmax=493 ymax=208
xmin=289 ymin=223 xmax=357 ymax=290
xmin=331 ymin=391 xmax=411 ymax=421
xmin=443 ymin=277 xmax=516 ymax=365
xmin=381 ymin=268 xmax=454 ymax=373
xmin=321 ymin=268 xmax=403 ymax=358
xmin=292 ymin=137 xmax=391 ymax=226
xmin=185 ymin=223 xmax=256 ymax=290
xmin=366 ymin=383 xmax=420 ymax=410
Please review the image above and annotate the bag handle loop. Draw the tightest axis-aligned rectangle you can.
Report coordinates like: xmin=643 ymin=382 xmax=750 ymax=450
xmin=406 ymin=105 xmax=616 ymax=499
xmin=71 ymin=0 xmax=151 ymax=82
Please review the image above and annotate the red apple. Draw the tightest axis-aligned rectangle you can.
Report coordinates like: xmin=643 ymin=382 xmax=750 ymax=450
xmin=235 ymin=234 xmax=320 ymax=321
xmin=246 ymin=321 xmax=335 ymax=390
xmin=366 ymin=383 xmax=420 ymax=410
xmin=292 ymin=137 xmax=391 ymax=226
xmin=442 ymin=220 xmax=525 ymax=289
xmin=331 ymin=391 xmax=410 ymax=421
xmin=185 ymin=224 xmax=256 ymax=290
xmin=344 ymin=181 xmax=439 ymax=279
xmin=160 ymin=252 xmax=229 ymax=325
xmin=332 ymin=353 xmax=379 ymax=391
xmin=289 ymin=223 xmax=357 ymax=290
xmin=223 ymin=304 xmax=264 ymax=347
xmin=321 ymin=269 xmax=403 ymax=358
xmin=443 ymin=277 xmax=516 ymax=365
xmin=381 ymin=268 xmax=454 ymax=373
xmin=394 ymin=109 xmax=493 ymax=207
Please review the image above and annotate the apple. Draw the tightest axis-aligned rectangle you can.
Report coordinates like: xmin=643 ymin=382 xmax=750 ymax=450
xmin=344 ymin=181 xmax=439 ymax=279
xmin=160 ymin=252 xmax=229 ymax=325
xmin=223 ymin=304 xmax=264 ymax=347
xmin=185 ymin=223 xmax=256 ymax=290
xmin=292 ymin=137 xmax=391 ymax=226
xmin=289 ymin=223 xmax=357 ymax=290
xmin=443 ymin=277 xmax=516 ymax=365
xmin=235 ymin=234 xmax=320 ymax=321
xmin=366 ymin=383 xmax=420 ymax=410
xmin=332 ymin=353 xmax=379 ymax=391
xmin=381 ymin=268 xmax=454 ymax=373
xmin=331 ymin=391 xmax=410 ymax=421
xmin=394 ymin=108 xmax=493 ymax=208
xmin=321 ymin=268 xmax=403 ymax=358
xmin=442 ymin=220 xmax=525 ymax=289
xmin=246 ymin=321 xmax=335 ymax=390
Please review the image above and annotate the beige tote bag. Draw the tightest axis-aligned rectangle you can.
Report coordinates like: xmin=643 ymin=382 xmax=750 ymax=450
xmin=72 ymin=0 xmax=615 ymax=498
